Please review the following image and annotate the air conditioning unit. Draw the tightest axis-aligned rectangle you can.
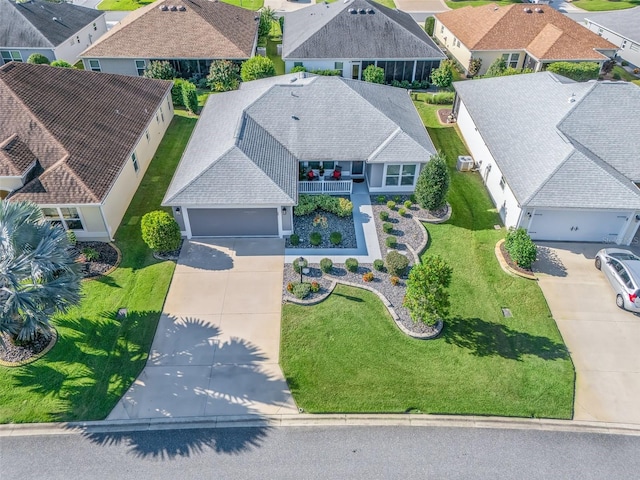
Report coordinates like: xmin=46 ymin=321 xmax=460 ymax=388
xmin=456 ymin=155 xmax=474 ymax=172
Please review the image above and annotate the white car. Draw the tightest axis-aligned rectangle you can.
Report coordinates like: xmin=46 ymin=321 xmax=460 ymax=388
xmin=595 ymin=248 xmax=640 ymax=312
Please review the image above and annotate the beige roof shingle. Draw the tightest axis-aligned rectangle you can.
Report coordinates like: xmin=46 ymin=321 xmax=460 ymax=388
xmin=435 ymin=4 xmax=616 ymax=61
xmin=82 ymin=0 xmax=258 ymax=60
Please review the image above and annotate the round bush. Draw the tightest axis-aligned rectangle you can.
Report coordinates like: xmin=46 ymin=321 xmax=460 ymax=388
xmin=141 ymin=210 xmax=182 ymax=253
xmin=330 ymin=231 xmax=342 ymax=245
xmin=377 ymin=195 xmax=386 ymax=204
xmin=293 ymin=257 xmax=308 ymax=274
xmin=310 ymin=281 xmax=320 ymax=293
xmin=383 ymin=222 xmax=393 ymax=233
xmin=403 ymin=200 xmax=412 ymax=209
xmin=398 ymin=208 xmax=407 ymax=217
xmin=373 ymin=259 xmax=385 ymax=271
xmin=363 ymin=272 xmax=374 ymax=282
xmin=289 ymin=233 xmax=300 ymax=246
xmin=310 ymin=232 xmax=322 ymax=246
xmin=292 ymin=282 xmax=311 ymax=299
xmin=504 ymin=228 xmax=537 ymax=269
xmin=387 ymin=201 xmax=396 ymax=210
xmin=345 ymin=257 xmax=359 ymax=273
xmin=390 ymin=276 xmax=400 ymax=286
xmin=51 ymin=60 xmax=73 ymax=68
xmin=386 ymin=236 xmax=397 ymax=248
xmin=393 ymin=195 xmax=401 ymax=203
xmin=320 ymin=258 xmax=333 ymax=273
xmin=27 ymin=53 xmax=50 ymax=65
xmin=379 ymin=211 xmax=389 ymax=221
xmin=385 ymin=250 xmax=409 ymax=276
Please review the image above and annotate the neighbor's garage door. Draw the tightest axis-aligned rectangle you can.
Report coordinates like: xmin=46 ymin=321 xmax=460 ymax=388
xmin=528 ymin=210 xmax=630 ymax=243
xmin=187 ymin=208 xmax=278 ymax=237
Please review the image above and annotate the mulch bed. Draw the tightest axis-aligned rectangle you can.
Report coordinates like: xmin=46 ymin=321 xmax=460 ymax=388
xmin=499 ymin=242 xmax=533 ymax=276
xmin=437 ymin=108 xmax=453 ymax=125
xmin=72 ymin=241 xmax=119 ymax=278
xmin=0 ymin=331 xmax=54 ymax=364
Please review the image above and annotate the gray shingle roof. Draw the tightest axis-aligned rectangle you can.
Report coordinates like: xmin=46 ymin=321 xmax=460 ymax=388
xmin=0 ymin=0 xmax=103 ymax=49
xmin=163 ymin=74 xmax=435 ymax=206
xmin=454 ymin=72 xmax=640 ymax=210
xmin=282 ymin=0 xmax=445 ymax=60
xmin=585 ymin=7 xmax=640 ymax=42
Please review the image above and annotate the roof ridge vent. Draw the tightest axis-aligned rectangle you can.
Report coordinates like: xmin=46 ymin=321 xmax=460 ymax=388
xmin=534 ymin=7 xmax=543 ymax=12
xmin=348 ymin=7 xmax=356 ymax=13
xmin=178 ymin=5 xmax=186 ymax=10
xmin=358 ymin=8 xmax=366 ymax=13
xmin=568 ymin=93 xmax=576 ymax=103
xmin=159 ymin=5 xmax=168 ymax=10
xmin=366 ymin=8 xmax=374 ymax=13
xmin=169 ymin=5 xmax=177 ymax=11
xmin=523 ymin=7 xmax=532 ymax=13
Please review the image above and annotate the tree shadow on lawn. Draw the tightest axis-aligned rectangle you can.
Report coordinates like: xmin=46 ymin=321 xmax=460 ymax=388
xmin=443 ymin=316 xmax=569 ymax=361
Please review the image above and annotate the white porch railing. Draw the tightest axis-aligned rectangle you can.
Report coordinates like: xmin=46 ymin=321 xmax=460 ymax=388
xmin=299 ymin=179 xmax=353 ymax=194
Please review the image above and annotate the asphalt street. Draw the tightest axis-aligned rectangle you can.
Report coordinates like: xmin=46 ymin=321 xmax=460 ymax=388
xmin=1 ymin=426 xmax=640 ymax=479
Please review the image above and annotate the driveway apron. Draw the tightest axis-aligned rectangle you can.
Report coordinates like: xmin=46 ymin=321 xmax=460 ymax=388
xmin=535 ymin=243 xmax=640 ymax=424
xmin=108 ymin=238 xmax=298 ymax=420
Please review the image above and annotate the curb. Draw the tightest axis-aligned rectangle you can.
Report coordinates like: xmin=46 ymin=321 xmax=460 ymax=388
xmin=2 ymin=414 xmax=640 ymax=437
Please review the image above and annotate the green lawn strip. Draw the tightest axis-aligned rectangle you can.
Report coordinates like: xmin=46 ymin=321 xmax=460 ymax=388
xmin=0 ymin=111 xmax=197 ymax=423
xmin=445 ymin=0 xmax=521 ymax=9
xmin=219 ymin=0 xmax=264 ymax=9
xmin=267 ymin=37 xmax=285 ymax=76
xmin=97 ymin=0 xmax=153 ymax=11
xmin=611 ymin=65 xmax=640 ymax=82
xmin=280 ymin=100 xmax=574 ymax=419
xmin=572 ymin=0 xmax=640 ymax=11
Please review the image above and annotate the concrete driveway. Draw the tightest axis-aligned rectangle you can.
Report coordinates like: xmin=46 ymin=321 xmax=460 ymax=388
xmin=535 ymin=243 xmax=640 ymax=424
xmin=108 ymin=238 xmax=298 ymax=420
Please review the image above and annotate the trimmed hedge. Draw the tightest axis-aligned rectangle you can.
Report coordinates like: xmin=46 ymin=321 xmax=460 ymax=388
xmin=424 ymin=92 xmax=455 ymax=104
xmin=345 ymin=258 xmax=359 ymax=273
xmin=294 ymin=194 xmax=353 ymax=217
xmin=546 ymin=62 xmax=600 ymax=82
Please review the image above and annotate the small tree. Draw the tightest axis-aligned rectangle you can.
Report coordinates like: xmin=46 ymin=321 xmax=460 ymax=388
xmin=403 ymin=255 xmax=452 ymax=325
xmin=181 ymin=81 xmax=199 ymax=114
xmin=504 ymin=228 xmax=537 ymax=269
xmin=430 ymin=62 xmax=453 ymax=89
xmin=258 ymin=6 xmax=277 ymax=40
xmin=362 ymin=64 xmax=385 ymax=84
xmin=143 ymin=60 xmax=176 ymax=80
xmin=485 ymin=57 xmax=507 ymax=77
xmin=207 ymin=60 xmax=240 ymax=92
xmin=424 ymin=16 xmax=435 ymax=36
xmin=415 ymin=152 xmax=450 ymax=211
xmin=171 ymin=78 xmax=186 ymax=107
xmin=467 ymin=58 xmax=482 ymax=78
xmin=241 ymin=56 xmax=276 ymax=81
xmin=50 ymin=60 xmax=73 ymax=68
xmin=27 ymin=53 xmax=50 ymax=65
xmin=141 ymin=210 xmax=181 ymax=253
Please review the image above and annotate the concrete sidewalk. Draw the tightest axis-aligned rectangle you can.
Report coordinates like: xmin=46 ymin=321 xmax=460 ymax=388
xmin=108 ymin=238 xmax=298 ymax=420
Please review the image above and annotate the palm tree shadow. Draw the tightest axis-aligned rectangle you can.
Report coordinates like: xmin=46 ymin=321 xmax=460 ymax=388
xmin=443 ymin=316 xmax=569 ymax=361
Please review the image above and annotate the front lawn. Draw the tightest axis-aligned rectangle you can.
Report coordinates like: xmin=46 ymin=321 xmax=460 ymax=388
xmin=0 ymin=111 xmax=197 ymax=423
xmin=280 ymin=100 xmax=575 ymax=419
xmin=572 ymin=0 xmax=640 ymax=11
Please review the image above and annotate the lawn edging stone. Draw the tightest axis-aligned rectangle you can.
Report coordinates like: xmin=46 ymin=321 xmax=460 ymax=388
xmin=494 ymin=239 xmax=537 ymax=281
xmin=414 ymin=202 xmax=452 ymax=225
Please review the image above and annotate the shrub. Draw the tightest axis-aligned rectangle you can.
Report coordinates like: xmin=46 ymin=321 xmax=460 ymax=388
xmin=424 ymin=92 xmax=455 ymax=104
xmin=386 ymin=250 xmax=409 ymax=277
xmin=292 ymin=257 xmax=308 ymax=273
xmin=362 ymin=64 xmax=385 ymax=84
xmin=292 ymin=282 xmax=311 ymax=299
xmin=612 ymin=72 xmax=621 ymax=80
xmin=171 ymin=78 xmax=186 ymax=107
xmin=141 ymin=210 xmax=182 ymax=253
xmin=345 ymin=258 xmax=359 ymax=273
xmin=310 ymin=281 xmax=320 ymax=293
xmin=430 ymin=62 xmax=453 ymax=89
xmin=403 ymin=200 xmax=412 ymax=209
xmin=290 ymin=65 xmax=307 ymax=73
xmin=467 ymin=57 xmax=482 ymax=78
xmin=377 ymin=195 xmax=386 ymax=203
xmin=362 ymin=272 xmax=374 ymax=282
xmin=415 ymin=151 xmax=450 ymax=211
xmin=409 ymin=194 xmax=417 ymax=203
xmin=27 ymin=53 xmax=50 ymax=65
xmin=373 ymin=259 xmax=385 ymax=271
xmin=320 ymin=258 xmax=333 ymax=273
xmin=207 ymin=60 xmax=240 ymax=92
xmin=398 ymin=208 xmax=407 ymax=217
xmin=385 ymin=236 xmax=397 ymax=248
xmin=379 ymin=211 xmax=389 ymax=221
xmin=424 ymin=16 xmax=435 ymax=36
xmin=622 ymin=60 xmax=629 ymax=67
xmin=310 ymin=232 xmax=322 ymax=246
xmin=143 ymin=60 xmax=176 ymax=79
xmin=51 ymin=60 xmax=72 ymax=68
xmin=330 ymin=231 xmax=342 ymax=245
xmin=383 ymin=222 xmax=393 ymax=233
xmin=504 ymin=228 xmax=537 ymax=269
xmin=485 ymin=58 xmax=507 ymax=77
xmin=393 ymin=195 xmax=401 ymax=203
xmin=286 ymin=282 xmax=294 ymax=292
xmin=258 ymin=7 xmax=276 ymax=40
xmin=390 ymin=276 xmax=400 ymax=286
xmin=546 ymin=61 xmax=600 ymax=82
xmin=309 ymin=69 xmax=342 ymax=76
xmin=601 ymin=59 xmax=615 ymax=75
xmin=241 ymin=56 xmax=276 ymax=81
xmin=387 ymin=201 xmax=396 ymax=210
xmin=403 ymin=255 xmax=452 ymax=325
xmin=634 ymin=68 xmax=640 ymax=74
xmin=293 ymin=194 xmax=353 ymax=217
xmin=181 ymin=81 xmax=199 ymax=114
xmin=66 ymin=230 xmax=77 ymax=247
xmin=82 ymin=247 xmax=99 ymax=262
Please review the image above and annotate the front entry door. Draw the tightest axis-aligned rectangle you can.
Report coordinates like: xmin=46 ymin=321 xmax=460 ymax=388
xmin=352 ymin=63 xmax=360 ymax=80
xmin=352 ymin=161 xmax=364 ymax=176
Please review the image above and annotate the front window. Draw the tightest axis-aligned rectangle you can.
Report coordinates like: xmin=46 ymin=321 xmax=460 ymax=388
xmin=88 ymin=59 xmax=101 ymax=72
xmin=42 ymin=207 xmax=84 ymax=231
xmin=385 ymin=164 xmax=417 ymax=187
xmin=501 ymin=53 xmax=519 ymax=68
xmin=294 ymin=62 xmax=303 ymax=67
xmin=135 ymin=60 xmax=146 ymax=76
xmin=499 ymin=176 xmax=506 ymax=190
xmin=1 ymin=50 xmax=22 ymax=64
xmin=334 ymin=62 xmax=344 ymax=75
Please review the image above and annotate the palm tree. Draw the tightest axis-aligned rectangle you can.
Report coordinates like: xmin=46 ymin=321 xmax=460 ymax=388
xmin=0 ymin=201 xmax=82 ymax=343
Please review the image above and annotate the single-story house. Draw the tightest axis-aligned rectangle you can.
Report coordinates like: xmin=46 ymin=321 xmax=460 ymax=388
xmin=80 ymin=0 xmax=258 ymax=78
xmin=0 ymin=62 xmax=173 ymax=241
xmin=0 ymin=0 xmax=107 ymax=65
xmin=282 ymin=0 xmax=445 ymax=83
xmin=434 ymin=4 xmax=617 ymax=76
xmin=162 ymin=74 xmax=436 ymax=238
xmin=453 ymin=72 xmax=640 ymax=245
xmin=584 ymin=7 xmax=640 ymax=68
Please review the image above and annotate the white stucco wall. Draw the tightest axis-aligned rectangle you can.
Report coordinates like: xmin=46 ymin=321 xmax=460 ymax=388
xmin=54 ymin=14 xmax=108 ymax=64
xmin=585 ymin=21 xmax=640 ymax=67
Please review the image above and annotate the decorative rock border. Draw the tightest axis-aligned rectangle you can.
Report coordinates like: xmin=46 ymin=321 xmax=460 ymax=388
xmin=82 ymin=242 xmax=122 ymax=282
xmin=0 ymin=328 xmax=58 ymax=367
xmin=284 ymin=280 xmax=443 ymax=340
xmin=494 ymin=239 xmax=537 ymax=280
xmin=415 ymin=203 xmax=452 ymax=225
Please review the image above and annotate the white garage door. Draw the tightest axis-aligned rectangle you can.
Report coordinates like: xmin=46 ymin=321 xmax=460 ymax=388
xmin=528 ymin=210 xmax=630 ymax=243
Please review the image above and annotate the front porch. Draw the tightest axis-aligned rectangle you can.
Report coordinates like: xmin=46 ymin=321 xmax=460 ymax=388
xmin=299 ymin=178 xmax=354 ymax=194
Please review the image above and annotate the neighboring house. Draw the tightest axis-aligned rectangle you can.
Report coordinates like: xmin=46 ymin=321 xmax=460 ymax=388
xmin=0 ymin=62 xmax=173 ymax=241
xmin=434 ymin=4 xmax=617 ymax=76
xmin=282 ymin=0 xmax=445 ymax=83
xmin=0 ymin=0 xmax=107 ymax=65
xmin=80 ymin=0 xmax=258 ymax=78
xmin=163 ymin=74 xmax=436 ymax=238
xmin=453 ymin=72 xmax=640 ymax=245
xmin=584 ymin=7 xmax=640 ymax=68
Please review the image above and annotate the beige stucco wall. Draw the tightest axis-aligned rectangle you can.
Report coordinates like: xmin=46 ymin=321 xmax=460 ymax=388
xmin=434 ymin=19 xmax=472 ymax=73
xmin=101 ymin=92 xmax=174 ymax=239
xmin=0 ymin=177 xmax=23 ymax=194
xmin=76 ymin=205 xmax=109 ymax=241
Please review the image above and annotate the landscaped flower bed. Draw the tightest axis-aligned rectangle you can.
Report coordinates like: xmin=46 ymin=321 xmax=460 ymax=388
xmin=287 ymin=211 xmax=356 ymax=248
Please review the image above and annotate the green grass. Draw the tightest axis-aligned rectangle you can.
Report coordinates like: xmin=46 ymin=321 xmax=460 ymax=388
xmin=611 ymin=65 xmax=640 ymax=82
xmin=572 ymin=0 xmax=640 ymax=11
xmin=445 ymin=0 xmax=521 ymax=9
xmin=280 ymin=100 xmax=575 ymax=419
xmin=0 ymin=111 xmax=197 ymax=423
xmin=98 ymin=0 xmax=262 ymax=10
